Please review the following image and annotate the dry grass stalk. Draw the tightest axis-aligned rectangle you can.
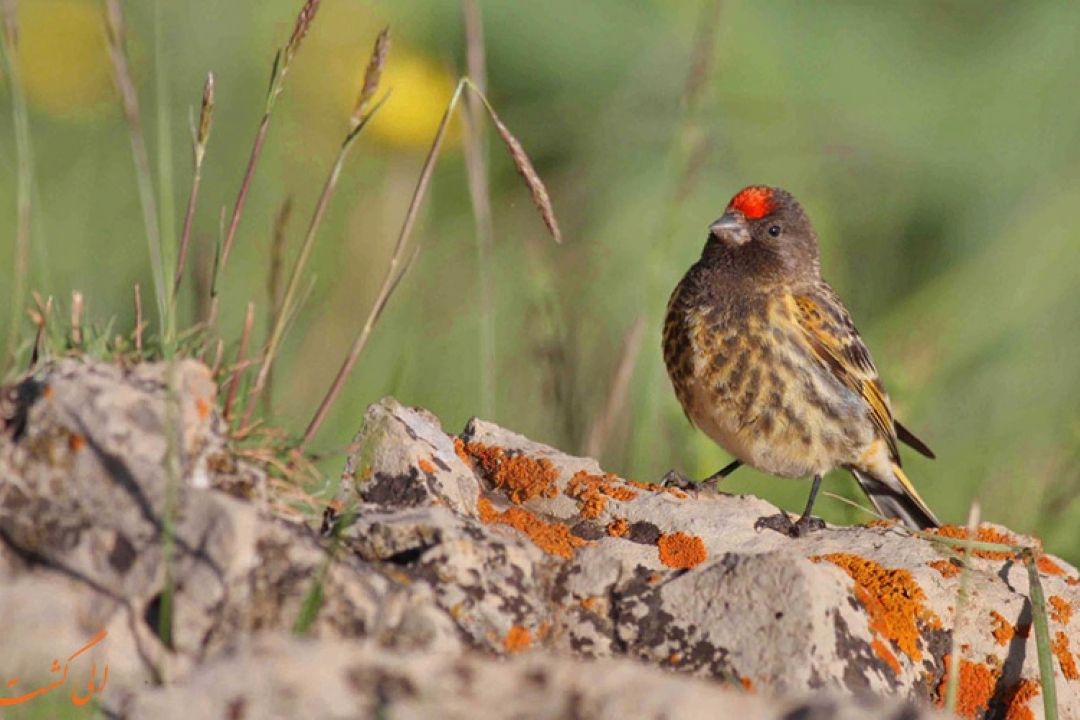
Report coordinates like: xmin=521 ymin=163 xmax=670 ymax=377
xmin=585 ymin=316 xmax=647 ymax=458
xmin=299 ymin=244 xmax=419 ymax=449
xmin=218 ymin=0 xmax=322 ymax=278
xmin=943 ymin=502 xmax=980 ymax=714
xmin=104 ymin=0 xmax=166 ymax=330
xmin=0 ymin=0 xmax=15 ymax=46
xmin=28 ymin=294 xmax=53 ymax=368
xmin=248 ymin=30 xmax=391 ymax=439
xmin=683 ymin=0 xmax=723 ymax=113
xmin=461 ymin=0 xmax=497 ymax=419
xmin=263 ymin=197 xmax=293 ymax=416
xmin=1 ymin=0 xmax=34 ymax=372
xmin=284 ymin=0 xmax=320 ymax=68
xmin=351 ymin=27 xmax=390 ymax=131
xmin=301 ymin=76 xmax=566 ymax=449
xmin=70 ymin=291 xmax=84 ymax=348
xmin=464 ymin=79 xmax=562 ymax=244
xmin=175 ymin=72 xmax=216 ymax=299
xmin=223 ymin=302 xmax=255 ymax=421
xmin=297 ymin=76 xmax=473 ymax=451
xmin=133 ymin=283 xmax=144 ymax=353
xmin=209 ymin=337 xmax=225 ymax=377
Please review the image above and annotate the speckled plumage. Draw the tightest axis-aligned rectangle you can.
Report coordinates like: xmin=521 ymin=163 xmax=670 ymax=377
xmin=663 ymin=186 xmax=939 ymax=530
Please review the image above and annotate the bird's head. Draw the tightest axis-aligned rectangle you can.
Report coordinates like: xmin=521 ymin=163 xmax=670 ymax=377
xmin=706 ymin=185 xmax=821 ymax=280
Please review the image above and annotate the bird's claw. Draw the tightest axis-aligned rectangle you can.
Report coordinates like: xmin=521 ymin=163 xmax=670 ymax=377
xmin=661 ymin=469 xmax=697 ymax=491
xmin=754 ymin=512 xmax=826 ymax=538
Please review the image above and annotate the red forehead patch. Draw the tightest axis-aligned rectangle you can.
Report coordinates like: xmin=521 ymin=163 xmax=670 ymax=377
xmin=727 ymin=186 xmax=775 ymax=220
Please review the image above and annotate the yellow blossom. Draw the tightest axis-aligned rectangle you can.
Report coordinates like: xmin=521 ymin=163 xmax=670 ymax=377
xmin=14 ymin=0 xmax=115 ymax=119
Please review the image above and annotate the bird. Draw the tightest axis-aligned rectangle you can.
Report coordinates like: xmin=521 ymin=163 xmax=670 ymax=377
xmin=661 ymin=185 xmax=939 ymax=535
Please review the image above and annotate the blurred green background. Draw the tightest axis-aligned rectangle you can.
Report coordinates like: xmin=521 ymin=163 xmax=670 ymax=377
xmin=1 ymin=0 xmax=1079 ymax=562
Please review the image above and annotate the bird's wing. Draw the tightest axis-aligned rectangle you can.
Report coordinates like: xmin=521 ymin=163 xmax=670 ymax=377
xmin=895 ymin=420 xmax=935 ymax=459
xmin=783 ymin=284 xmax=902 ymax=464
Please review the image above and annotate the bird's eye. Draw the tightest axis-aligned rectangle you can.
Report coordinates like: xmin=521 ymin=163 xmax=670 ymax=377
xmin=767 ymin=224 xmax=782 ymax=237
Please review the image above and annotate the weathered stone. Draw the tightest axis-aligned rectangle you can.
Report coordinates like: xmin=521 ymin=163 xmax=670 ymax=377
xmin=0 ymin=367 xmax=1074 ymax=719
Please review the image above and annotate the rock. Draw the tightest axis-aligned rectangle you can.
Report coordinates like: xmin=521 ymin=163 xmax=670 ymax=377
xmin=127 ymin=634 xmax=935 ymax=720
xmin=0 ymin=363 xmax=1075 ymax=719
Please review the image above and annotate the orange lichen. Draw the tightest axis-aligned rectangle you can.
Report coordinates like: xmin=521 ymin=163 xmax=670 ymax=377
xmin=454 ymin=437 xmax=471 ymax=465
xmin=668 ymin=653 xmax=681 ymax=664
xmin=1049 ymin=595 xmax=1073 ymax=625
xmin=1003 ymin=678 xmax=1040 ymax=720
xmin=623 ymin=478 xmax=688 ymax=500
xmin=195 ymin=396 xmax=211 ymax=420
xmin=1068 ymin=575 xmax=1080 ymax=586
xmin=606 ymin=516 xmax=630 ymax=538
xmin=739 ymin=676 xmax=754 ymax=692
xmin=657 ymin=532 xmax=707 ymax=569
xmin=1052 ymin=631 xmax=1079 ymax=680
xmin=871 ymin=638 xmax=901 ymax=675
xmin=68 ymin=433 xmax=85 ymax=453
xmin=929 ymin=559 xmax=961 ymax=578
xmin=418 ymin=458 xmax=435 ymax=474
xmin=935 ymin=656 xmax=1000 ymax=719
xmin=460 ymin=441 xmax=560 ymax=504
xmin=1037 ymin=555 xmax=1065 ymax=576
xmin=814 ymin=553 xmax=939 ymax=662
xmin=580 ymin=596 xmax=600 ymax=613
xmin=866 ymin=518 xmax=900 ymax=529
xmin=565 ymin=470 xmax=638 ymax=520
xmin=42 ymin=384 xmax=53 ymax=399
xmin=477 ymin=497 xmax=586 ymax=559
xmin=990 ymin=611 xmax=1015 ymax=646
xmin=930 ymin=525 xmax=1019 ymax=560
xmin=503 ymin=625 xmax=531 ymax=653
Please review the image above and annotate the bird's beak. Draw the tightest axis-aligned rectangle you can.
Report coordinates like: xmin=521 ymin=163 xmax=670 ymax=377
xmin=709 ymin=211 xmax=751 ymax=246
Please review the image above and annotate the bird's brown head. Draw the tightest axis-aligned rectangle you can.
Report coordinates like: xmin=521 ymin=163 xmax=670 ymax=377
xmin=705 ymin=185 xmax=820 ymax=282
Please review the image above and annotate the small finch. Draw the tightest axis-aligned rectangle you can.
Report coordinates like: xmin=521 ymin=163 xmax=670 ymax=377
xmin=662 ymin=185 xmax=939 ymax=535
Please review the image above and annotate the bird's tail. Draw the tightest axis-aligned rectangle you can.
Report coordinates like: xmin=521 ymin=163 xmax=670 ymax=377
xmin=851 ymin=463 xmax=940 ymax=530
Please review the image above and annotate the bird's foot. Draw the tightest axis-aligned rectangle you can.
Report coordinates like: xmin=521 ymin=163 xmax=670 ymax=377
xmin=661 ymin=469 xmax=698 ymax=491
xmin=754 ymin=512 xmax=826 ymax=538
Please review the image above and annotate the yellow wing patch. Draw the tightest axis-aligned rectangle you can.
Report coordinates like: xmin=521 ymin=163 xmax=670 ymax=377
xmin=786 ymin=290 xmax=901 ymax=463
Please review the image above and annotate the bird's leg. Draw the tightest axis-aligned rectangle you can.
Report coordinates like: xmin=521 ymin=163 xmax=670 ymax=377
xmin=662 ymin=459 xmax=743 ymax=491
xmin=702 ymin=459 xmax=742 ymax=487
xmin=791 ymin=474 xmax=827 ymax=535
xmin=755 ymin=474 xmax=827 ymax=537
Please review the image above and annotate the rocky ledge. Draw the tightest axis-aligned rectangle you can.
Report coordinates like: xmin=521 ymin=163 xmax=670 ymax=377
xmin=0 ymin=359 xmax=1077 ymax=719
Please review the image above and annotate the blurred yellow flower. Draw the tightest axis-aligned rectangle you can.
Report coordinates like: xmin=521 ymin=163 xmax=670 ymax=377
xmin=290 ymin=2 xmax=457 ymax=153
xmin=367 ymin=51 xmax=458 ymax=150
xmin=14 ymin=0 xmax=115 ymax=119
